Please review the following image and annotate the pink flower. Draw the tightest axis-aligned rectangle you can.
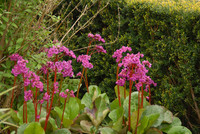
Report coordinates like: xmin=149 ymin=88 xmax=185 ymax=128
xmin=88 ymin=33 xmax=105 ymax=43
xmin=142 ymin=60 xmax=152 ymax=68
xmin=88 ymin=33 xmax=94 ymax=38
xmin=59 ymin=92 xmax=68 ymax=98
xmin=9 ymin=53 xmax=23 ymax=61
xmin=54 ymin=82 xmax=59 ymax=94
xmin=116 ymin=78 xmax=125 ymax=86
xmin=43 ymin=92 xmax=50 ymax=101
xmin=77 ymin=54 xmax=93 ymax=69
xmin=24 ymin=90 xmax=32 ymax=101
xmin=95 ymin=45 xmax=107 ymax=54
xmin=76 ymin=72 xmax=82 ymax=77
xmin=112 ymin=46 xmax=132 ymax=62
xmin=70 ymin=90 xmax=75 ymax=97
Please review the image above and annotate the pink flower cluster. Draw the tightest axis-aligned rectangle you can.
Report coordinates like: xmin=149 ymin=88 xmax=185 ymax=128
xmin=41 ymin=60 xmax=74 ymax=77
xmin=88 ymin=33 xmax=105 ymax=43
xmin=77 ymin=54 xmax=93 ymax=69
xmin=112 ymin=46 xmax=132 ymax=62
xmin=47 ymin=45 xmax=76 ymax=59
xmin=10 ymin=54 xmax=44 ymax=91
xmin=9 ymin=53 xmax=22 ymax=61
xmin=59 ymin=89 xmax=75 ymax=98
xmin=114 ymin=47 xmax=156 ymax=91
xmin=95 ymin=45 xmax=107 ymax=54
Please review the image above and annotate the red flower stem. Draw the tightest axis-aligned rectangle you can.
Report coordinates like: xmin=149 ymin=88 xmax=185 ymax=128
xmin=60 ymin=97 xmax=67 ymax=128
xmin=86 ymin=40 xmax=92 ymax=55
xmin=128 ymin=79 xmax=132 ymax=131
xmin=38 ymin=104 xmax=42 ymax=122
xmin=141 ymin=84 xmax=144 ymax=108
xmin=10 ymin=62 xmax=17 ymax=108
xmin=58 ymin=74 xmax=64 ymax=102
xmin=34 ymin=88 xmax=38 ymax=122
xmin=44 ymin=55 xmax=58 ymax=131
xmin=76 ymin=67 xmax=85 ymax=98
xmin=46 ymin=70 xmax=49 ymax=113
xmin=22 ymin=74 xmax=27 ymax=123
xmin=85 ymin=68 xmax=89 ymax=93
xmin=148 ymin=85 xmax=151 ymax=104
xmin=128 ymin=65 xmax=134 ymax=131
xmin=116 ymin=62 xmax=121 ymax=106
xmin=135 ymin=91 xmax=141 ymax=134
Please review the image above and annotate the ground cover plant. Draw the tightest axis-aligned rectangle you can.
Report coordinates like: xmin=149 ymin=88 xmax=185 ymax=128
xmin=0 ymin=33 xmax=192 ymax=134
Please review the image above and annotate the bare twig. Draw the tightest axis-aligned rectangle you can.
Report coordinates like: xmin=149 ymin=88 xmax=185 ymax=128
xmin=60 ymin=5 xmax=88 ymax=43
xmin=63 ymin=2 xmax=110 ymax=45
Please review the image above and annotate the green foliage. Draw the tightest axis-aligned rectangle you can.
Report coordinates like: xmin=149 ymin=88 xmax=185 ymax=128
xmin=67 ymin=0 xmax=200 ymax=132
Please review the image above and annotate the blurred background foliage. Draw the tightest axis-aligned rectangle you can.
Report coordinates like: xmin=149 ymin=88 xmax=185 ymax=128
xmin=0 ymin=0 xmax=200 ymax=133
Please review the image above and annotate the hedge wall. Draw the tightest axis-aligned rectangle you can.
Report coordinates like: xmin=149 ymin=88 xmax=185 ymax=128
xmin=58 ymin=0 xmax=200 ymax=132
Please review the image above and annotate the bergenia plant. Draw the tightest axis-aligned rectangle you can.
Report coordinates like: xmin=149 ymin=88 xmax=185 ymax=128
xmin=76 ymin=33 xmax=106 ymax=97
xmin=113 ymin=46 xmax=156 ymax=132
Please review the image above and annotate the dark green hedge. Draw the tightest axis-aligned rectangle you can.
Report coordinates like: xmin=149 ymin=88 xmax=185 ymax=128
xmin=58 ymin=0 xmax=200 ymax=132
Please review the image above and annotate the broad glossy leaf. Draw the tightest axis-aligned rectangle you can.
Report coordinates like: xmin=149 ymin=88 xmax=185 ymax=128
xmin=99 ymin=127 xmax=116 ymax=134
xmin=40 ymin=117 xmax=57 ymax=131
xmin=24 ymin=122 xmax=45 ymax=134
xmin=86 ymin=97 xmax=109 ymax=127
xmin=51 ymin=129 xmax=71 ymax=134
xmin=131 ymin=108 xmax=145 ymax=132
xmin=109 ymin=107 xmax=123 ymax=122
xmin=146 ymin=128 xmax=163 ymax=134
xmin=137 ymin=113 xmax=160 ymax=134
xmin=159 ymin=117 xmax=182 ymax=133
xmin=114 ymin=85 xmax=129 ymax=100
xmin=109 ymin=107 xmax=123 ymax=131
xmin=123 ymin=91 xmax=149 ymax=118
xmin=110 ymin=99 xmax=120 ymax=111
xmin=17 ymin=102 xmax=35 ymax=125
xmin=81 ymin=93 xmax=93 ymax=108
xmin=17 ymin=124 xmax=29 ymax=134
xmin=80 ymin=120 xmax=93 ymax=133
xmin=141 ymin=105 xmax=165 ymax=127
xmin=167 ymin=126 xmax=192 ymax=134
xmin=65 ymin=97 xmax=79 ymax=120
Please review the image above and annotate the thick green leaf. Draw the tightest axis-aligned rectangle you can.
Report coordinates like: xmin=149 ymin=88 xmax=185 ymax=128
xmin=123 ymin=91 xmax=149 ymax=118
xmin=86 ymin=97 xmax=109 ymax=127
xmin=109 ymin=107 xmax=123 ymax=131
xmin=80 ymin=120 xmax=93 ymax=133
xmin=51 ymin=128 xmax=71 ymax=134
xmin=109 ymin=107 xmax=123 ymax=122
xmin=17 ymin=124 xmax=29 ymax=134
xmin=131 ymin=108 xmax=145 ymax=132
xmin=114 ymin=85 xmax=129 ymax=100
xmin=146 ymin=128 xmax=163 ymax=134
xmin=54 ymin=107 xmax=73 ymax=128
xmin=81 ymin=93 xmax=93 ymax=108
xmin=17 ymin=102 xmax=35 ymax=125
xmin=40 ymin=117 xmax=57 ymax=131
xmin=65 ymin=97 xmax=79 ymax=120
xmin=163 ymin=110 xmax=173 ymax=123
xmin=167 ymin=126 xmax=192 ymax=134
xmin=137 ymin=113 xmax=160 ymax=134
xmin=159 ymin=117 xmax=182 ymax=133
xmin=141 ymin=105 xmax=166 ymax=127
xmin=110 ymin=99 xmax=120 ymax=111
xmin=24 ymin=122 xmax=45 ymax=134
xmin=99 ymin=127 xmax=116 ymax=134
